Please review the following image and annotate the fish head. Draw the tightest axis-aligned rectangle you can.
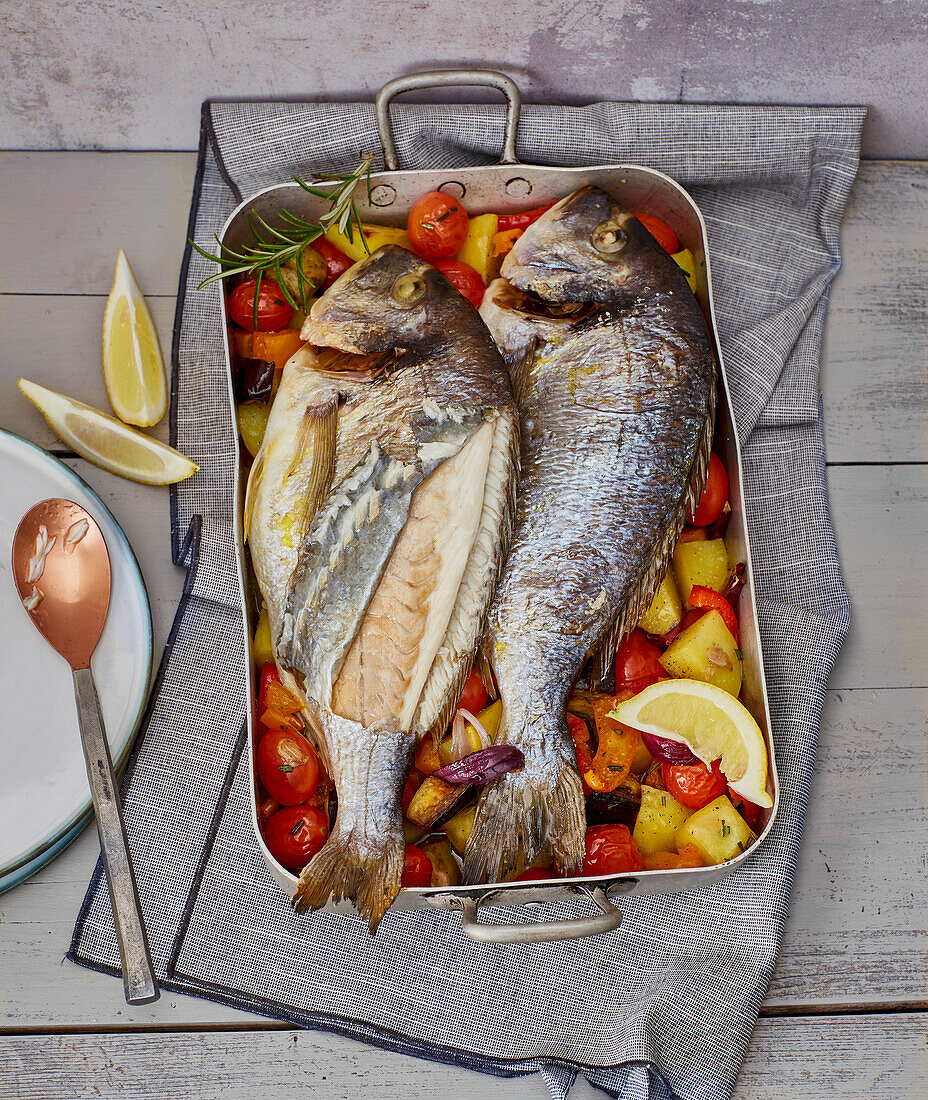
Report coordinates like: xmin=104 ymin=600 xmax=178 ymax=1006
xmin=302 ymin=245 xmax=457 ymax=356
xmin=501 ymin=185 xmax=662 ymax=306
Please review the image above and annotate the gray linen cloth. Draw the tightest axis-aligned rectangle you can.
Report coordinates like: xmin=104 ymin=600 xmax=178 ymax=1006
xmin=70 ymin=99 xmax=864 ymax=1100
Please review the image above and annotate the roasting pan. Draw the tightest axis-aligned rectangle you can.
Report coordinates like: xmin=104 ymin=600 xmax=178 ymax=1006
xmin=217 ymin=70 xmax=779 ymax=943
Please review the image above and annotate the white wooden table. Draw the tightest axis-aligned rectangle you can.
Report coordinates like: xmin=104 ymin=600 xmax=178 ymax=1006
xmin=0 ymin=152 xmax=926 ymax=1097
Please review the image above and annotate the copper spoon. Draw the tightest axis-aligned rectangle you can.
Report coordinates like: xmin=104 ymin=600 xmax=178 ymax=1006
xmin=12 ymin=498 xmax=159 ymax=1005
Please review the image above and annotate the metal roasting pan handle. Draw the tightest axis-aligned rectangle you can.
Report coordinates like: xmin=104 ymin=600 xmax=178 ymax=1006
xmin=375 ymin=70 xmax=521 ymax=170
xmin=458 ymin=887 xmax=622 ymax=944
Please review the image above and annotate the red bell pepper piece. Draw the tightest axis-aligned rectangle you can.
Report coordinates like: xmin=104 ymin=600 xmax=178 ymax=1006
xmin=688 ymin=585 xmax=740 ymax=644
xmin=497 ymin=204 xmax=554 ymax=232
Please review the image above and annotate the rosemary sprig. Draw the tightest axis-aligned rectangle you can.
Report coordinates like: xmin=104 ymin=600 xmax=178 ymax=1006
xmin=191 ymin=155 xmax=374 ymax=321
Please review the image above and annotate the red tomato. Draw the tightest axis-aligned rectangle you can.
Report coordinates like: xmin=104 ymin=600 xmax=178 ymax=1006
xmin=256 ymin=727 xmax=320 ymax=806
xmin=258 ymin=663 xmax=281 ymax=712
xmin=401 ymin=844 xmax=432 ymax=887
xmin=513 ymin=866 xmax=561 ymax=881
xmin=497 ymin=204 xmax=554 ymax=232
xmin=582 ymin=824 xmax=644 ymax=875
xmin=434 ymin=259 xmax=485 ymax=308
xmin=633 ymin=213 xmax=679 ymax=254
xmin=615 ymin=629 xmax=668 ymax=693
xmin=662 ymin=759 xmax=727 ymax=809
xmin=688 ymin=585 xmax=739 ymax=643
xmin=312 ymin=239 xmax=354 ymax=289
xmin=229 ymin=278 xmax=293 ymax=332
xmin=690 ymin=453 xmax=729 ymax=526
xmin=402 ymin=768 xmax=425 ymax=814
xmin=407 ymin=192 xmax=469 ymax=261
xmin=728 ymin=788 xmax=762 ymax=830
xmin=457 ymin=667 xmax=489 ymax=715
xmin=263 ymin=805 xmax=329 ymax=870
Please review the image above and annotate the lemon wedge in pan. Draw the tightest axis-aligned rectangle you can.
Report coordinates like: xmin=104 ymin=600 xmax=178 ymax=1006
xmin=610 ymin=679 xmax=773 ymax=808
xmin=18 ymin=379 xmax=197 ymax=486
xmin=102 ymin=249 xmax=167 ymax=427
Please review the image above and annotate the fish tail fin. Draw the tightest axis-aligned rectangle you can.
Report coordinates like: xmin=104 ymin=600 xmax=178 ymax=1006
xmin=292 ymin=825 xmax=405 ymax=934
xmin=463 ymin=726 xmax=585 ymax=883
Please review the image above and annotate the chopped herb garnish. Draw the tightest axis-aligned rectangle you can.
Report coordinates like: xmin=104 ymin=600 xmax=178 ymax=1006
xmin=721 ymin=821 xmax=731 ymax=838
xmin=436 ymin=206 xmax=458 ymax=222
xmin=608 ymin=765 xmax=625 ymax=772
xmin=736 ymin=840 xmax=747 ymax=853
xmin=289 ymin=819 xmax=304 ymax=836
xmin=735 ymin=648 xmax=743 ymax=660
xmin=661 ymin=795 xmax=667 ymax=806
xmin=278 ymin=764 xmax=294 ymax=773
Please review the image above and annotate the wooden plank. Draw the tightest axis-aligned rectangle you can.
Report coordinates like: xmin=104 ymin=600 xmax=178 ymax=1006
xmin=0 ymin=296 xmax=176 ymax=449
xmin=821 ymin=161 xmax=928 ymax=464
xmin=0 ymin=152 xmax=195 ymax=296
xmin=827 ymin=464 xmax=927 ymax=691
xmin=2 ymin=685 xmax=921 ymax=1028
xmin=0 ymin=1 xmax=920 ymax=156
xmin=1 ymin=1013 xmax=925 ymax=1099
xmin=1 ymin=156 xmax=925 ymax=466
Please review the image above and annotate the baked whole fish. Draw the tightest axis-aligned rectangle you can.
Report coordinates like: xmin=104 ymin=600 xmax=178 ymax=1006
xmin=466 ymin=185 xmax=716 ymax=882
xmin=246 ymin=246 xmax=518 ymax=929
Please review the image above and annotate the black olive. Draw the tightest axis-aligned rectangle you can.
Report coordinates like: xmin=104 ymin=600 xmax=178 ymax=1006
xmin=236 ymin=358 xmax=275 ymax=403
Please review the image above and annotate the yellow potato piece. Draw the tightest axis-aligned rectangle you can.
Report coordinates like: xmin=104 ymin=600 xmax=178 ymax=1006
xmin=659 ymin=609 xmax=743 ymax=698
xmin=633 ymin=784 xmax=693 ymax=856
xmin=672 ymin=537 xmax=730 ymax=605
xmin=675 ymin=795 xmax=753 ymax=865
xmin=638 ymin=571 xmax=682 ymax=635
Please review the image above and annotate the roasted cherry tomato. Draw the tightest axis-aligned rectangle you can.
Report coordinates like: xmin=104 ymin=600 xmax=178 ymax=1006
xmin=407 ymin=192 xmax=469 ymax=261
xmin=229 ymin=278 xmax=293 ymax=332
xmin=312 ymin=238 xmax=354 ymax=289
xmin=497 ymin=203 xmax=554 ymax=232
xmin=615 ymin=629 xmax=667 ymax=693
xmin=582 ymin=824 xmax=644 ymax=875
xmin=434 ymin=259 xmax=485 ymax=308
xmin=401 ymin=844 xmax=433 ymax=887
xmin=688 ymin=585 xmax=740 ymax=643
xmin=633 ymin=212 xmax=679 ymax=254
xmin=512 ymin=866 xmax=561 ymax=881
xmin=457 ymin=666 xmax=489 ymax=715
xmin=402 ymin=768 xmax=425 ymax=814
xmin=662 ymin=759 xmax=727 ymax=809
xmin=263 ymin=805 xmax=329 ymax=870
xmin=728 ymin=788 xmax=762 ymax=830
xmin=256 ymin=727 xmax=320 ymax=806
xmin=690 ymin=452 xmax=729 ymax=526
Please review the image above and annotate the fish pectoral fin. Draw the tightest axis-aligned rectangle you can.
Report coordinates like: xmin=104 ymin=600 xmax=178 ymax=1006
xmin=508 ymin=336 xmax=539 ymax=407
xmin=284 ymin=396 xmax=339 ymax=542
xmin=243 ymin=447 xmax=267 ymax=544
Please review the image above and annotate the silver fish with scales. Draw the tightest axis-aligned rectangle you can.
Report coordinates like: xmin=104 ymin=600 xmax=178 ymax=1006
xmin=467 ymin=186 xmax=716 ymax=884
xmin=246 ymin=246 xmax=518 ymax=930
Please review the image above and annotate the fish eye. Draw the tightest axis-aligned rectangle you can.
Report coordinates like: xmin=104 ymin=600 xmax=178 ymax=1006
xmin=391 ymin=272 xmax=427 ymax=307
xmin=590 ymin=220 xmax=627 ymax=255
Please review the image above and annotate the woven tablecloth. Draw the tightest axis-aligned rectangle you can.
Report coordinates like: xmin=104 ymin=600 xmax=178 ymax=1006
xmin=70 ymin=97 xmax=863 ymax=1100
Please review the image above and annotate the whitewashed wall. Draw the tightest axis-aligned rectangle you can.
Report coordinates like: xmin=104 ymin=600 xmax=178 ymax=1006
xmin=2 ymin=0 xmax=927 ymax=156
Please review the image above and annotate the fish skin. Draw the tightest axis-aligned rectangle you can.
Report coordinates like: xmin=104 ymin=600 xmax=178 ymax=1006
xmin=247 ymin=245 xmax=518 ymax=929
xmin=466 ymin=186 xmax=716 ymax=883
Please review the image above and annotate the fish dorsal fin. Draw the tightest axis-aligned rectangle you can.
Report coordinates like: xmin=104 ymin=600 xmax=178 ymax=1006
xmin=591 ymin=368 xmax=717 ymax=685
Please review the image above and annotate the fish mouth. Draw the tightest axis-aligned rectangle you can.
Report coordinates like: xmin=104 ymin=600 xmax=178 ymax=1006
xmin=305 ymin=343 xmax=405 ymax=380
xmin=498 ymin=284 xmax=599 ymax=324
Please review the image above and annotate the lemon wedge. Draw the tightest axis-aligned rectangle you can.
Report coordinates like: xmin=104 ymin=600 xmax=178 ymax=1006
xmin=18 ymin=378 xmax=197 ymax=485
xmin=102 ymin=249 xmax=167 ymax=427
xmin=610 ymin=679 xmax=773 ymax=808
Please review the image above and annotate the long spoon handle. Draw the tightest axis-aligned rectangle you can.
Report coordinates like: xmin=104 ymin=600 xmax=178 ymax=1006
xmin=73 ymin=667 xmax=159 ymax=1005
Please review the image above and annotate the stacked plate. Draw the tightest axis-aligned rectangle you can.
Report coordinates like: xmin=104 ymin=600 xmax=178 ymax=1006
xmin=0 ymin=429 xmax=152 ymax=893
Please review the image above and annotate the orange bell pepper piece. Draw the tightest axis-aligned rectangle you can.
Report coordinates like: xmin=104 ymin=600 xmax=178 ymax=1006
xmin=583 ymin=693 xmax=640 ymax=793
xmin=259 ymin=707 xmax=303 ymax=733
xmin=642 ymin=844 xmax=704 ymax=871
xmin=252 ymin=329 xmax=305 ymax=370
xmin=492 ymin=228 xmax=522 ymax=257
xmin=413 ymin=736 xmax=442 ymax=776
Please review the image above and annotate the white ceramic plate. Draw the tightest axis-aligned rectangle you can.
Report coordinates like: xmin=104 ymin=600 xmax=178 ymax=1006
xmin=0 ymin=429 xmax=152 ymax=892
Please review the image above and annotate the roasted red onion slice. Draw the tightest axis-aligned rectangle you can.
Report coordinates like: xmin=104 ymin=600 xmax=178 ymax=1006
xmin=433 ymin=745 xmax=525 ymax=785
xmin=640 ymin=730 xmax=700 ymax=766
